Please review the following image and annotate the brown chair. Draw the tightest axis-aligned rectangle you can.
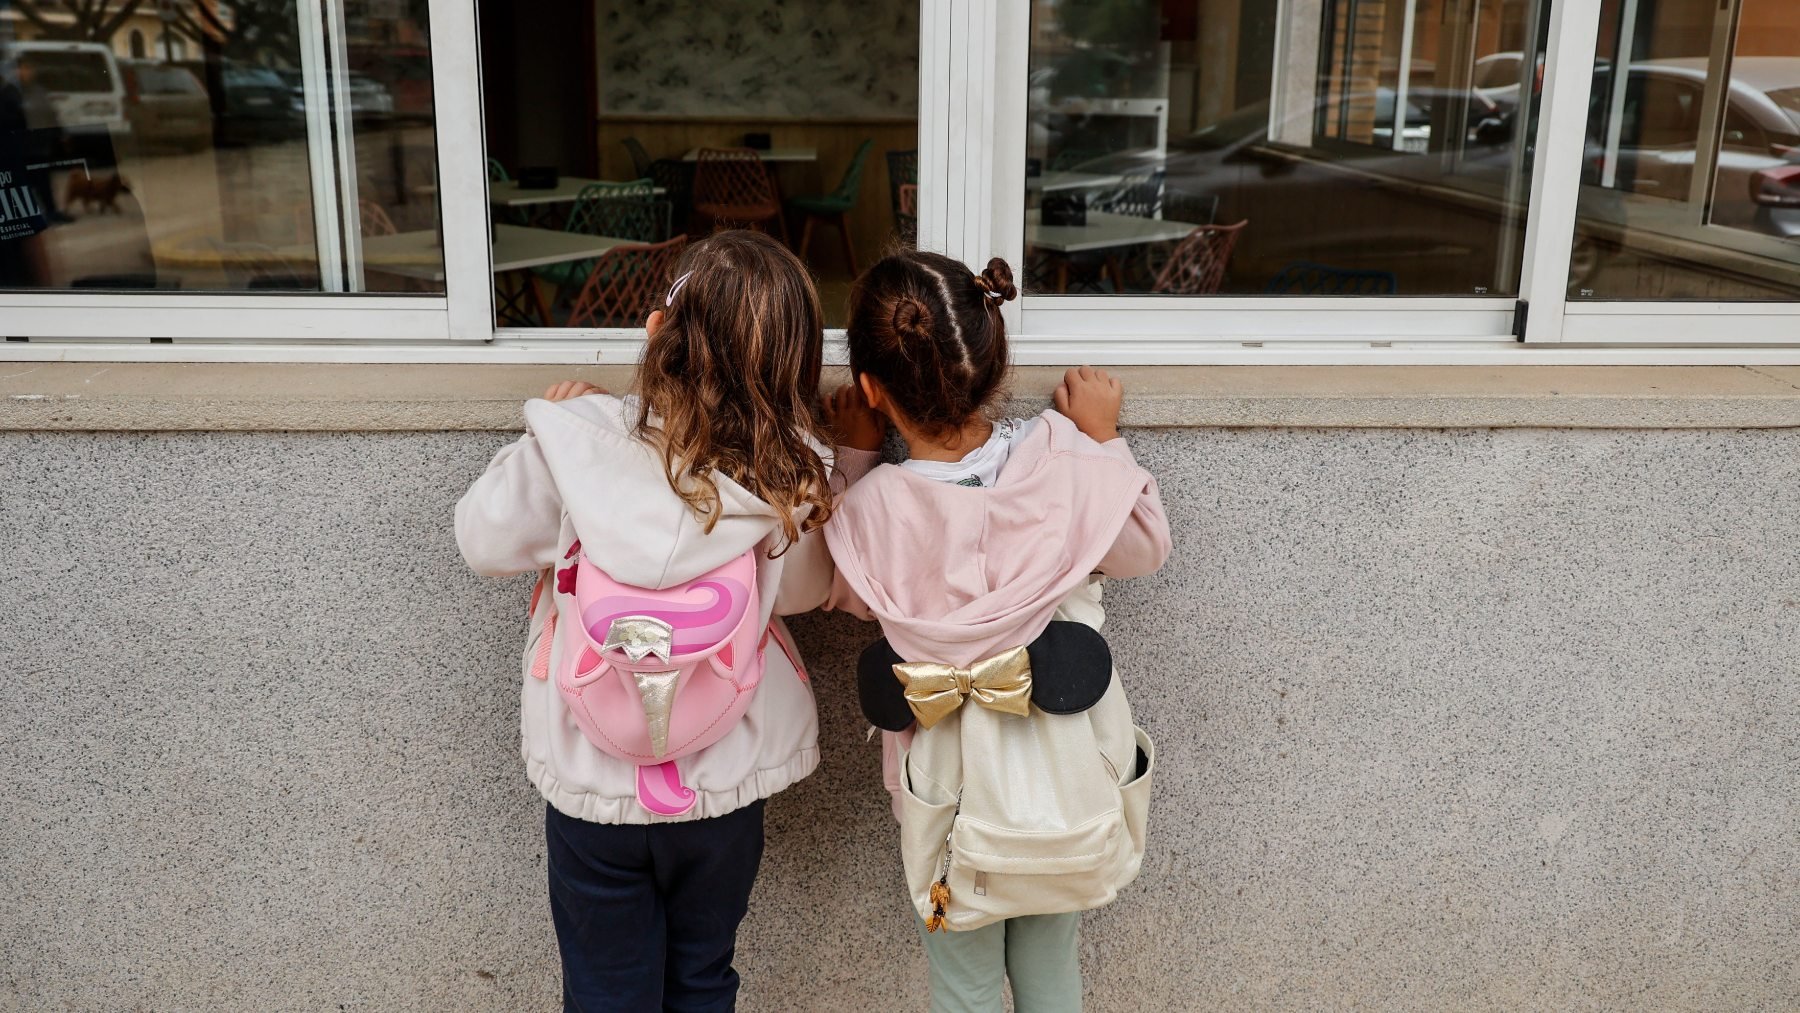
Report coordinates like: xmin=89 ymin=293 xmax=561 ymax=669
xmin=565 ymin=235 xmax=688 ymax=328
xmin=359 ymin=199 xmax=399 ymax=236
xmin=898 ymin=183 xmax=917 ymax=229
xmin=1152 ymin=221 xmax=1247 ymax=295
xmin=691 ymin=147 xmax=786 ymax=241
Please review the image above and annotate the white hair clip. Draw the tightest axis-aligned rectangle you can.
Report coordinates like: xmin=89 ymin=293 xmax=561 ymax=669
xmin=665 ymin=270 xmax=694 ymax=307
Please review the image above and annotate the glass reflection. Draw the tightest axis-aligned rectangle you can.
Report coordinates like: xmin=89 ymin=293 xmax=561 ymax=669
xmin=1026 ymin=0 xmax=1550 ymax=298
xmin=0 ymin=0 xmax=440 ymax=293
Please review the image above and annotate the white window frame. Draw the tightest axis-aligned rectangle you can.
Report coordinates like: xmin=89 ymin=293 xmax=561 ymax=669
xmin=7 ymin=0 xmax=1800 ymax=366
xmin=1528 ymin=0 xmax=1800 ymax=345
xmin=945 ymin=0 xmax=1800 ymax=363
xmin=0 ymin=0 xmax=492 ymax=346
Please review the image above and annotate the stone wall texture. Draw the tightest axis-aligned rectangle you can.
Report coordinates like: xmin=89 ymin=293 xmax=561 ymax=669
xmin=3 ymin=428 xmax=1797 ymax=1011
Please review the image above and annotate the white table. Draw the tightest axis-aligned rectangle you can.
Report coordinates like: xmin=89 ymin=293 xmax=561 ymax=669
xmin=681 ymin=147 xmax=818 ymax=162
xmin=1026 ymin=210 xmax=1204 ymax=293
xmin=362 ymin=225 xmax=636 ymax=324
xmin=1026 ymin=210 xmax=1199 ymax=254
xmin=491 ymin=178 xmax=666 ymax=208
xmin=1025 ymin=170 xmax=1125 ymax=193
xmin=358 ymin=225 xmax=635 ymax=283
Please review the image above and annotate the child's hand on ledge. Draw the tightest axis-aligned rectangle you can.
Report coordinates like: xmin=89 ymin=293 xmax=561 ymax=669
xmin=1055 ymin=366 xmax=1122 ymax=444
xmin=542 ymin=381 xmax=607 ymax=403
xmin=823 ymin=383 xmax=887 ymax=452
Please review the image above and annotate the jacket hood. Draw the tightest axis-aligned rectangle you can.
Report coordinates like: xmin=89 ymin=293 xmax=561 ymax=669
xmin=825 ymin=410 xmax=1154 ymax=666
xmin=523 ymin=394 xmax=794 ymax=589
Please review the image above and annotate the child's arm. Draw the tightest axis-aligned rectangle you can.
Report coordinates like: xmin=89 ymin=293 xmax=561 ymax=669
xmin=1054 ymin=366 xmax=1122 ymax=444
xmin=1057 ymin=367 xmax=1173 ymax=577
xmin=454 ymin=384 xmax=596 ymax=577
xmin=454 ymin=435 xmax=563 ymax=576
xmin=770 ymin=450 xmax=878 ymax=615
xmin=770 ymin=392 xmax=882 ymax=616
xmin=1094 ymin=462 xmax=1172 ymax=578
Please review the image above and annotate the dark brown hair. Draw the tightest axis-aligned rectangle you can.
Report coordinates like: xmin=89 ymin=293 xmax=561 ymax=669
xmin=634 ymin=229 xmax=832 ymax=553
xmin=845 ymin=250 xmax=1017 ymax=435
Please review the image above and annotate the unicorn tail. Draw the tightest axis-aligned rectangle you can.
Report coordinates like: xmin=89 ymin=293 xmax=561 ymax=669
xmin=635 ymin=760 xmax=698 ymax=817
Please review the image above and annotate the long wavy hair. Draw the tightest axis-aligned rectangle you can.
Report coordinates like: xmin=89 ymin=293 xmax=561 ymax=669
xmin=634 ymin=229 xmax=832 ymax=554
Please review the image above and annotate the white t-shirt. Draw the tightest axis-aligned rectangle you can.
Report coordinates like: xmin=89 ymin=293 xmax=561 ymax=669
xmin=898 ymin=417 xmax=1039 ymax=488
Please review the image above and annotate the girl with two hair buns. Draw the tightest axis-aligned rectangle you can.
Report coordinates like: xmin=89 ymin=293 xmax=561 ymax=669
xmin=822 ymin=251 xmax=1172 ymax=1013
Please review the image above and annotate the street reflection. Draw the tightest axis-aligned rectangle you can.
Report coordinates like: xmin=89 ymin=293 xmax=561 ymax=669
xmin=0 ymin=1 xmax=440 ymax=293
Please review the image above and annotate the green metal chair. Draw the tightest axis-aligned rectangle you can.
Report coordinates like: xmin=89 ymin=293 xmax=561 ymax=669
xmin=788 ymin=139 xmax=873 ymax=276
xmin=649 ymin=158 xmax=696 ymax=236
xmin=487 ymin=158 xmax=509 ymax=182
xmin=532 ymin=178 xmax=665 ymax=296
xmin=621 ymin=137 xmax=654 ymax=179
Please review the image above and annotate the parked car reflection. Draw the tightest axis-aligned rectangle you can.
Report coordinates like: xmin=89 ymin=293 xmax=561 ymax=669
xmin=176 ymin=61 xmax=304 ymax=146
xmin=274 ymin=69 xmax=394 ymax=121
xmin=120 ymin=61 xmax=211 ymax=152
xmin=1036 ymin=87 xmax=1529 ymax=294
xmin=9 ymin=41 xmax=126 ymax=161
xmin=1585 ymin=57 xmax=1800 ymax=236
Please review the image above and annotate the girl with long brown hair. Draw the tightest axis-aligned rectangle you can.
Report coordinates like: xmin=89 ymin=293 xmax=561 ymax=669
xmin=456 ymin=229 xmax=878 ymax=1011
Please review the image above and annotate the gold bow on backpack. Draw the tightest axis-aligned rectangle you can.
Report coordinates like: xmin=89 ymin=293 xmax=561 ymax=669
xmin=892 ymin=645 xmax=1032 ymax=729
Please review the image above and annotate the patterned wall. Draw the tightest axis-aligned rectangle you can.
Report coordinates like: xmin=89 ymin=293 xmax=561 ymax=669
xmin=596 ymin=0 xmax=919 ymax=118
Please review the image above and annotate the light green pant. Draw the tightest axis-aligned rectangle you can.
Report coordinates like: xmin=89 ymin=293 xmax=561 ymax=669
xmin=915 ymin=912 xmax=1083 ymax=1013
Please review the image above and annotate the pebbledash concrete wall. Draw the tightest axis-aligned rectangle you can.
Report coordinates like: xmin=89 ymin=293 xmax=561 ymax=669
xmin=3 ymin=423 xmax=1798 ymax=1011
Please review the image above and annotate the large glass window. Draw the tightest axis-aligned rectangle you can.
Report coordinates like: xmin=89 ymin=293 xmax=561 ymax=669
xmin=1570 ymin=0 xmax=1800 ymax=300
xmin=3 ymin=0 xmax=1800 ymax=355
xmin=477 ymin=0 xmax=919 ymax=330
xmin=0 ymin=0 xmax=441 ymax=294
xmin=1023 ymin=0 xmax=1549 ymax=298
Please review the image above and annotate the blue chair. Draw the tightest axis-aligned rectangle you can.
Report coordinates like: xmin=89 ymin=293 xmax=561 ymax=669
xmin=1265 ymin=261 xmax=1398 ymax=295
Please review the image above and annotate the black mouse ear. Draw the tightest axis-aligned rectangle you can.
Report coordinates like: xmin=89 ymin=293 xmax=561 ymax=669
xmin=858 ymin=638 xmax=917 ymax=732
xmin=1026 ymin=622 xmax=1113 ymax=714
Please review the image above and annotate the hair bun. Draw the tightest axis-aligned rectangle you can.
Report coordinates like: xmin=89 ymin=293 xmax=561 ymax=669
xmin=978 ymin=258 xmax=1018 ymax=302
xmin=891 ymin=295 xmax=935 ymax=344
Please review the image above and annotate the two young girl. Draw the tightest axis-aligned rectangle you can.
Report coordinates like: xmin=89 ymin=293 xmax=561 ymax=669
xmin=456 ymin=231 xmax=1168 ymax=1012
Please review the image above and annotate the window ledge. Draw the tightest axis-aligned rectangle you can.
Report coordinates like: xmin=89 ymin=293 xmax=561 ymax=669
xmin=6 ymin=363 xmax=1800 ymax=431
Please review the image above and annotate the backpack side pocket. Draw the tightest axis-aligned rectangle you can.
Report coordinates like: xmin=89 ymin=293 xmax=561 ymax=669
xmin=1120 ymin=725 xmax=1155 ymax=859
xmin=897 ymin=749 xmax=960 ymax=926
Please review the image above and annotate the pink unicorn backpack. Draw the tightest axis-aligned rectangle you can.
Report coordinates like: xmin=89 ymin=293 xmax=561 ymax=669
xmin=529 ymin=539 xmax=780 ymax=817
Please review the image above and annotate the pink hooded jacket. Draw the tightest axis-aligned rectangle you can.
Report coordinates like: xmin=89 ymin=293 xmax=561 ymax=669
xmin=824 ymin=410 xmax=1172 ymax=661
xmin=824 ymin=410 xmax=1172 ymax=810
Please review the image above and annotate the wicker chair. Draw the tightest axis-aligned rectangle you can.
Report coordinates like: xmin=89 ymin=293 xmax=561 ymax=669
xmin=886 ymin=149 xmax=917 ymax=245
xmin=1151 ymin=221 xmax=1248 ymax=295
xmin=565 ymin=235 xmax=688 ymax=328
xmin=359 ymin=199 xmax=398 ymax=237
xmin=692 ymin=148 xmax=785 ymax=239
xmin=1090 ymin=169 xmax=1166 ymax=218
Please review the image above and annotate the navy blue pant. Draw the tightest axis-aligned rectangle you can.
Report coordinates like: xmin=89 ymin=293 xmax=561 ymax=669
xmin=546 ymin=800 xmax=766 ymax=1013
